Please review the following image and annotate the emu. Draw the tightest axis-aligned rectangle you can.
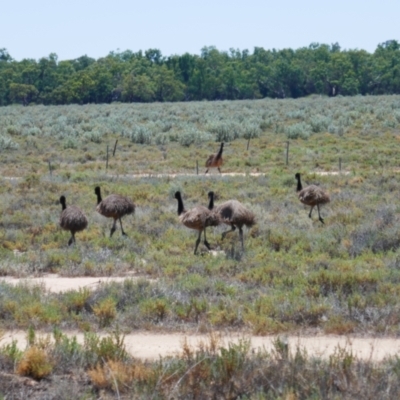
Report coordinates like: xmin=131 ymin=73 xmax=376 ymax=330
xmin=59 ymin=195 xmax=88 ymax=246
xmin=208 ymin=191 xmax=256 ymax=250
xmin=95 ymin=186 xmax=135 ymax=237
xmin=295 ymin=173 xmax=330 ymax=224
xmin=205 ymin=142 xmax=224 ymax=174
xmin=175 ymin=191 xmax=220 ymax=254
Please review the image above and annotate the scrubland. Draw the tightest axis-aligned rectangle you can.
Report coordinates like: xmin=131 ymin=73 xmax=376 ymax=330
xmin=1 ymin=95 xmax=400 ymax=398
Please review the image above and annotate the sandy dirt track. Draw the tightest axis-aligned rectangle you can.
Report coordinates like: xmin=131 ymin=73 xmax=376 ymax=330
xmin=1 ymin=275 xmax=400 ymax=361
xmin=111 ymin=171 xmax=350 ymax=178
xmin=1 ymin=170 xmax=350 ymax=181
xmin=0 ymin=274 xmax=151 ymax=293
xmin=0 ymin=274 xmax=145 ymax=292
xmin=1 ymin=330 xmax=399 ymax=362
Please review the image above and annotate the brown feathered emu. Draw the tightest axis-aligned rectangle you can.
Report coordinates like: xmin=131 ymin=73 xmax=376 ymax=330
xmin=174 ymin=191 xmax=220 ymax=255
xmin=95 ymin=186 xmax=135 ymax=237
xmin=295 ymin=173 xmax=330 ymax=224
xmin=205 ymin=142 xmax=224 ymax=174
xmin=208 ymin=191 xmax=256 ymax=250
xmin=59 ymin=195 xmax=88 ymax=246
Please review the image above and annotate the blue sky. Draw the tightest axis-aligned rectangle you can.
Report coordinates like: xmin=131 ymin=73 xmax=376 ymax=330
xmin=2 ymin=0 xmax=399 ymax=61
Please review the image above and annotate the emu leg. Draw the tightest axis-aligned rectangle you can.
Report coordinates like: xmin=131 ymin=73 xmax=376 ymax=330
xmin=110 ymin=219 xmax=117 ymax=237
xmin=119 ymin=218 xmax=128 ymax=236
xmin=239 ymin=228 xmax=244 ymax=250
xmin=194 ymin=230 xmax=202 ymax=255
xmin=218 ymin=167 xmax=222 ymax=174
xmin=205 ymin=169 xmax=209 ymax=174
xmin=308 ymin=206 xmax=314 ymax=219
xmin=203 ymin=228 xmax=211 ymax=250
xmin=68 ymin=233 xmax=75 ymax=246
xmin=221 ymin=225 xmax=236 ymax=240
xmin=317 ymin=205 xmax=325 ymax=224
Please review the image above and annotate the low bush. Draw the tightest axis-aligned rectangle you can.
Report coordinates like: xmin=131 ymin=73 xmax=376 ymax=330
xmin=17 ymin=346 xmax=53 ymax=379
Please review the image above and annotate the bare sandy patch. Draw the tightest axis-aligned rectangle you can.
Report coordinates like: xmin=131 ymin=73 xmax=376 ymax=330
xmin=1 ymin=330 xmax=399 ymax=362
xmin=113 ymin=171 xmax=349 ymax=178
xmin=109 ymin=172 xmax=266 ymax=178
xmin=314 ymin=171 xmax=350 ymax=176
xmin=0 ymin=274 xmax=152 ymax=293
xmin=1 ymin=170 xmax=350 ymax=181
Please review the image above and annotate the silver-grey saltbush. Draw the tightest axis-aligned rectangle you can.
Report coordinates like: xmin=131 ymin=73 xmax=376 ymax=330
xmin=0 ymin=135 xmax=19 ymax=151
xmin=285 ymin=122 xmax=311 ymax=139
xmin=178 ymin=127 xmax=213 ymax=147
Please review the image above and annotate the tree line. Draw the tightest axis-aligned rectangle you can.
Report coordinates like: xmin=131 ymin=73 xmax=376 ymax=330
xmin=1 ymin=40 xmax=400 ymax=106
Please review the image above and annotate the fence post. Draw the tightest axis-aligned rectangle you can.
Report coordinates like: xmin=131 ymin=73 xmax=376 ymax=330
xmin=196 ymin=160 xmax=199 ymax=175
xmin=113 ymin=139 xmax=118 ymax=156
xmin=48 ymin=160 xmax=52 ymax=178
xmin=286 ymin=141 xmax=290 ymax=165
xmin=106 ymin=145 xmax=109 ymax=170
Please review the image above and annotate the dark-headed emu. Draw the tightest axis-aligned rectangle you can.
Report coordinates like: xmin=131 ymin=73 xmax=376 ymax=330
xmin=59 ymin=195 xmax=88 ymax=246
xmin=175 ymin=191 xmax=220 ymax=254
xmin=208 ymin=191 xmax=255 ymax=250
xmin=95 ymin=186 xmax=135 ymax=237
xmin=205 ymin=142 xmax=224 ymax=174
xmin=295 ymin=172 xmax=330 ymax=223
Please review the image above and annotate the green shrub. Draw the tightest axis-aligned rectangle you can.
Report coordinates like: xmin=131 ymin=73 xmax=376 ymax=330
xmin=206 ymin=121 xmax=241 ymax=142
xmin=0 ymin=135 xmax=19 ymax=151
xmin=242 ymin=122 xmax=261 ymax=139
xmin=140 ymin=298 xmax=169 ymax=322
xmin=127 ymin=125 xmax=153 ymax=144
xmin=83 ymin=129 xmax=103 ymax=143
xmin=17 ymin=346 xmax=53 ymax=379
xmin=285 ymin=122 xmax=311 ymax=139
xmin=63 ymin=137 xmax=78 ymax=149
xmin=93 ymin=297 xmax=117 ymax=327
xmin=83 ymin=329 xmax=127 ymax=366
xmin=309 ymin=114 xmax=331 ymax=132
xmin=178 ymin=127 xmax=212 ymax=147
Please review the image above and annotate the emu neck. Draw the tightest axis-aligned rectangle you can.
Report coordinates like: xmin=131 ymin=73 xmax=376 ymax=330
xmin=176 ymin=195 xmax=185 ymax=216
xmin=217 ymin=143 xmax=223 ymax=159
xmin=60 ymin=196 xmax=67 ymax=210
xmin=296 ymin=176 xmax=303 ymax=192
xmin=208 ymin=195 xmax=214 ymax=210
xmin=96 ymin=192 xmax=102 ymax=205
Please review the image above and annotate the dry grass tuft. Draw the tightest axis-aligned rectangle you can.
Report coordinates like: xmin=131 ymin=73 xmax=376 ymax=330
xmin=93 ymin=297 xmax=117 ymax=327
xmin=87 ymin=360 xmax=152 ymax=393
xmin=17 ymin=346 xmax=53 ymax=380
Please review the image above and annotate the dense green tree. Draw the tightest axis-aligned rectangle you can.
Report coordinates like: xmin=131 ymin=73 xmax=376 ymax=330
xmin=55 ymin=60 xmax=76 ymax=85
xmin=0 ymin=48 xmax=12 ymax=62
xmin=177 ymin=53 xmax=197 ymax=83
xmin=0 ymin=50 xmax=14 ymax=105
xmin=9 ymin=83 xmax=38 ymax=105
xmin=121 ymin=73 xmax=155 ymax=102
xmin=153 ymin=65 xmax=185 ymax=102
xmin=145 ymin=49 xmax=163 ymax=64
xmin=37 ymin=54 xmax=59 ymax=103
xmin=1 ymin=41 xmax=400 ymax=105
xmin=0 ymin=76 xmax=7 ymax=105
xmin=327 ymin=52 xmax=360 ymax=95
xmin=372 ymin=40 xmax=400 ymax=93
xmin=72 ymin=55 xmax=95 ymax=71
xmin=50 ymin=70 xmax=97 ymax=104
xmin=346 ymin=49 xmax=372 ymax=95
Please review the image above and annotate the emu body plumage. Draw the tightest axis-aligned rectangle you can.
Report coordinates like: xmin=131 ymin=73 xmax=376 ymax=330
xmin=175 ymin=191 xmax=220 ymax=254
xmin=208 ymin=191 xmax=255 ymax=250
xmin=295 ymin=173 xmax=330 ymax=223
xmin=59 ymin=195 xmax=88 ymax=246
xmin=95 ymin=186 xmax=135 ymax=237
xmin=205 ymin=142 xmax=224 ymax=174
